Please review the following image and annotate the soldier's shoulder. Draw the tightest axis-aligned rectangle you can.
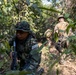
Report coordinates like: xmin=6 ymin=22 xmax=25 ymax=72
xmin=29 ymin=36 xmax=38 ymax=45
xmin=63 ymin=21 xmax=69 ymax=26
xmin=55 ymin=23 xmax=61 ymax=27
xmin=30 ymin=36 xmax=37 ymax=42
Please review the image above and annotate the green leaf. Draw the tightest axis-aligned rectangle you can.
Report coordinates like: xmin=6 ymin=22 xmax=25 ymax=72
xmin=64 ymin=13 xmax=70 ymax=18
xmin=2 ymin=6 xmax=8 ymax=14
xmin=19 ymin=70 xmax=31 ymax=75
xmin=4 ymin=40 xmax=10 ymax=50
xmin=68 ymin=35 xmax=76 ymax=41
xmin=53 ymin=32 xmax=58 ymax=42
xmin=26 ymin=0 xmax=30 ymax=5
xmin=30 ymin=41 xmax=47 ymax=55
xmin=13 ymin=0 xmax=18 ymax=3
xmin=0 ymin=12 xmax=3 ymax=18
xmin=6 ymin=71 xmax=19 ymax=75
xmin=71 ymin=44 xmax=76 ymax=55
xmin=0 ymin=61 xmax=4 ymax=68
xmin=30 ymin=3 xmax=41 ymax=16
xmin=6 ymin=70 xmax=31 ymax=75
xmin=38 ymin=6 xmax=61 ymax=13
xmin=67 ymin=18 xmax=73 ymax=23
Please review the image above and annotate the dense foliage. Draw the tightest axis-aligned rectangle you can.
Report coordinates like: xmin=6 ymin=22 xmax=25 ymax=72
xmin=0 ymin=0 xmax=76 ymax=75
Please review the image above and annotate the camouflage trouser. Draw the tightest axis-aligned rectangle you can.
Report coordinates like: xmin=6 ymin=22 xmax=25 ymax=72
xmin=19 ymin=61 xmax=44 ymax=75
xmin=55 ymin=36 xmax=69 ymax=53
xmin=55 ymin=36 xmax=68 ymax=64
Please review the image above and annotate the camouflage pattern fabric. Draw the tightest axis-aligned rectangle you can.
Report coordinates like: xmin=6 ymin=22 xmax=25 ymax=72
xmin=15 ymin=21 xmax=31 ymax=33
xmin=54 ymin=21 xmax=70 ymax=46
xmin=54 ymin=21 xmax=69 ymax=38
xmin=54 ymin=21 xmax=70 ymax=64
xmin=9 ymin=34 xmax=41 ymax=74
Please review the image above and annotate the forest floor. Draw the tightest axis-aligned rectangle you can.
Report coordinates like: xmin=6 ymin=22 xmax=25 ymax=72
xmin=57 ymin=59 xmax=76 ymax=75
xmin=41 ymin=46 xmax=76 ymax=75
xmin=48 ymin=59 xmax=76 ymax=75
xmin=50 ymin=49 xmax=76 ymax=75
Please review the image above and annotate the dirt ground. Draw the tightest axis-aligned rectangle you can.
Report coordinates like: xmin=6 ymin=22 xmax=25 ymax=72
xmin=52 ymin=47 xmax=76 ymax=75
xmin=41 ymin=46 xmax=76 ymax=75
xmin=56 ymin=59 xmax=76 ymax=75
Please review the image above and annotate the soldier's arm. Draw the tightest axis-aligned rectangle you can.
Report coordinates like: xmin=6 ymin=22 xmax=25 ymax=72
xmin=24 ymin=38 xmax=41 ymax=71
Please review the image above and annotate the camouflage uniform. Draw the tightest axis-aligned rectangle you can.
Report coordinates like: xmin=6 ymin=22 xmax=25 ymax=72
xmin=54 ymin=15 xmax=70 ymax=64
xmin=9 ymin=21 xmax=41 ymax=75
xmin=54 ymin=15 xmax=70 ymax=52
xmin=44 ymin=29 xmax=52 ymax=48
xmin=54 ymin=21 xmax=69 ymax=38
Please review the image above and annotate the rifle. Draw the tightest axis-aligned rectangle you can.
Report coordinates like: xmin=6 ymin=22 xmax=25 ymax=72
xmin=11 ymin=41 xmax=17 ymax=70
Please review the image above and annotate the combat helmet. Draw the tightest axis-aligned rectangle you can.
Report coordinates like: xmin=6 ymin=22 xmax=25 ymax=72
xmin=57 ymin=15 xmax=64 ymax=20
xmin=44 ymin=29 xmax=52 ymax=38
xmin=15 ymin=21 xmax=31 ymax=33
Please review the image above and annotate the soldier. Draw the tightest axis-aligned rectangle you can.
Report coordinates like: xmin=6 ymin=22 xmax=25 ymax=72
xmin=54 ymin=15 xmax=69 ymax=38
xmin=39 ymin=29 xmax=53 ymax=74
xmin=44 ymin=29 xmax=59 ymax=56
xmin=9 ymin=21 xmax=41 ymax=74
xmin=54 ymin=15 xmax=73 ymax=64
xmin=54 ymin=15 xmax=70 ymax=52
xmin=44 ymin=29 xmax=52 ymax=48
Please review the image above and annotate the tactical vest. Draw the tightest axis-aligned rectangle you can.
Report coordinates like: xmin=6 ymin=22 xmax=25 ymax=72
xmin=15 ymin=35 xmax=37 ymax=61
xmin=54 ymin=21 xmax=69 ymax=38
